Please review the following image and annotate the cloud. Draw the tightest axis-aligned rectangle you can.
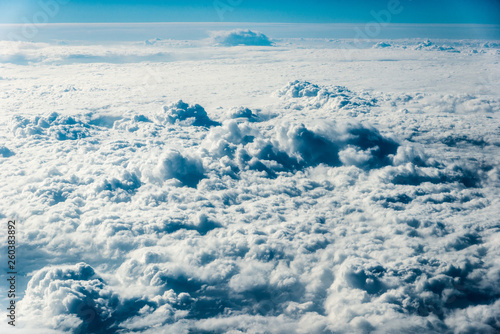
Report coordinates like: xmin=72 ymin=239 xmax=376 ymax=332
xmin=391 ymin=93 xmax=500 ymax=115
xmin=19 ymin=263 xmax=121 ymax=333
xmin=9 ymin=112 xmax=123 ymax=140
xmin=273 ymin=124 xmax=342 ymax=168
xmin=275 ymin=80 xmax=377 ymax=114
xmin=373 ymin=41 xmax=392 ymax=49
xmin=202 ymin=119 xmax=401 ymax=181
xmin=0 ymin=146 xmax=15 ymax=157
xmin=10 ymin=112 xmax=91 ymax=140
xmin=227 ymin=107 xmax=261 ymax=122
xmin=211 ymin=29 xmax=273 ymax=46
xmin=152 ymin=150 xmax=205 ymax=188
xmin=382 ymin=162 xmax=488 ymax=188
xmin=159 ymin=100 xmax=220 ymax=127
xmin=414 ymin=40 xmax=459 ymax=52
xmin=275 ymin=80 xmax=323 ymax=99
xmin=0 ymin=41 xmax=174 ymax=65
xmin=94 ymin=169 xmax=142 ymax=203
xmin=162 ymin=213 xmax=222 ymax=235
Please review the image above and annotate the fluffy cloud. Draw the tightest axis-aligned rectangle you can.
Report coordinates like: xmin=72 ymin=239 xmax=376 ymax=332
xmin=152 ymin=150 xmax=205 ymax=188
xmin=159 ymin=100 xmax=220 ymax=127
xmin=10 ymin=112 xmax=92 ymax=140
xmin=9 ymin=112 xmax=123 ymax=140
xmin=227 ymin=107 xmax=261 ymax=122
xmin=19 ymin=263 xmax=120 ymax=333
xmin=211 ymin=29 xmax=273 ymax=46
xmin=0 ymin=145 xmax=14 ymax=157
xmin=275 ymin=80 xmax=377 ymax=114
xmin=202 ymin=118 xmax=404 ymax=181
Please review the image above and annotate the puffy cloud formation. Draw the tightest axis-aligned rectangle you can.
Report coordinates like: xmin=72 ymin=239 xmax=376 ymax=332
xmin=211 ymin=29 xmax=273 ymax=46
xmin=203 ymin=120 xmax=401 ymax=178
xmin=373 ymin=41 xmax=392 ymax=49
xmin=275 ymin=80 xmax=377 ymax=114
xmin=10 ymin=112 xmax=92 ymax=140
xmin=94 ymin=170 xmax=142 ymax=203
xmin=19 ymin=263 xmax=120 ymax=333
xmin=227 ymin=107 xmax=261 ymax=122
xmin=276 ymin=80 xmax=324 ymax=98
xmin=2 ymin=77 xmax=499 ymax=334
xmin=9 ymin=112 xmax=122 ymax=140
xmin=0 ymin=145 xmax=14 ymax=157
xmin=414 ymin=40 xmax=459 ymax=52
xmin=159 ymin=100 xmax=220 ymax=127
xmin=153 ymin=150 xmax=205 ymax=188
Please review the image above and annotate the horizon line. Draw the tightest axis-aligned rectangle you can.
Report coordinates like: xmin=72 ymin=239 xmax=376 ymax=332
xmin=1 ymin=22 xmax=499 ymax=26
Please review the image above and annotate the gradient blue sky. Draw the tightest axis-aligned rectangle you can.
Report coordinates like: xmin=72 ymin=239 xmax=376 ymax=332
xmin=1 ymin=0 xmax=499 ymax=24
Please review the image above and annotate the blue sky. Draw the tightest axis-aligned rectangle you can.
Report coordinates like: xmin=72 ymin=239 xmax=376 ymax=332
xmin=0 ymin=0 xmax=499 ymax=24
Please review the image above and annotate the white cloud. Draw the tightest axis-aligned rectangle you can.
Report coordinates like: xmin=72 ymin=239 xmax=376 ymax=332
xmin=211 ymin=29 xmax=273 ymax=47
xmin=18 ymin=263 xmax=120 ymax=333
xmin=152 ymin=150 xmax=205 ymax=188
xmin=159 ymin=100 xmax=220 ymax=127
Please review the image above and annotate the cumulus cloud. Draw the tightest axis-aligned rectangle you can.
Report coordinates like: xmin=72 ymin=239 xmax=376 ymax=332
xmin=94 ymin=169 xmax=142 ymax=202
xmin=0 ymin=146 xmax=15 ymax=157
xmin=9 ymin=112 xmax=123 ymax=140
xmin=275 ymin=80 xmax=377 ymax=114
xmin=202 ymin=119 xmax=401 ymax=180
xmin=159 ymin=100 xmax=220 ymax=127
xmin=19 ymin=263 xmax=120 ymax=333
xmin=211 ymin=29 xmax=273 ymax=46
xmin=10 ymin=113 xmax=92 ymax=140
xmin=153 ymin=150 xmax=205 ymax=188
xmin=227 ymin=107 xmax=261 ymax=122
xmin=276 ymin=80 xmax=323 ymax=98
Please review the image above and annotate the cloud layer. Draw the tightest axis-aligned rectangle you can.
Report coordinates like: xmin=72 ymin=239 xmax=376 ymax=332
xmin=1 ymin=38 xmax=499 ymax=334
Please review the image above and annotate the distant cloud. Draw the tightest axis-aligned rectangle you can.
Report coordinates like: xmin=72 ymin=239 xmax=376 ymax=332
xmin=211 ymin=29 xmax=273 ymax=46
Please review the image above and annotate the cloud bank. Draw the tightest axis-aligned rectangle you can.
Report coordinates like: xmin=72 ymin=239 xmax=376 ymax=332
xmin=2 ymin=70 xmax=499 ymax=333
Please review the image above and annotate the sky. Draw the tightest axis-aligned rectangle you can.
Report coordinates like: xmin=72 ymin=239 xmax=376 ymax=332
xmin=0 ymin=0 xmax=499 ymax=24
